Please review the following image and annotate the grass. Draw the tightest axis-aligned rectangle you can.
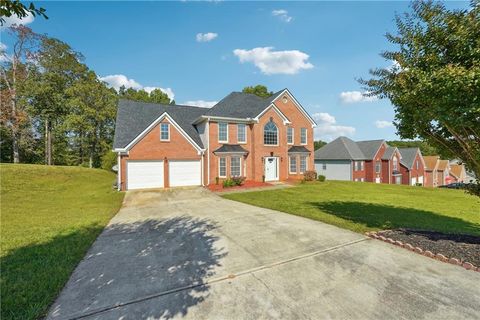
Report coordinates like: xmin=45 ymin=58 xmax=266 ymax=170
xmin=223 ymin=181 xmax=480 ymax=236
xmin=0 ymin=164 xmax=125 ymax=320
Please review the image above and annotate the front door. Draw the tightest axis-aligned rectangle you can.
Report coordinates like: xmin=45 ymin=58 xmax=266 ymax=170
xmin=265 ymin=157 xmax=279 ymax=181
xmin=395 ymin=176 xmax=402 ymax=184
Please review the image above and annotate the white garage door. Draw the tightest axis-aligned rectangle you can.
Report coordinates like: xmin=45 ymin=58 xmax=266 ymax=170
xmin=411 ymin=176 xmax=417 ymax=186
xmin=127 ymin=161 xmax=164 ymax=190
xmin=169 ymin=160 xmax=201 ymax=187
xmin=418 ymin=176 xmax=424 ymax=185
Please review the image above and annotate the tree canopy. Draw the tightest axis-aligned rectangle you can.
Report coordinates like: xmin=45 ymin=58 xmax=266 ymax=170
xmin=360 ymin=0 xmax=480 ymax=193
xmin=0 ymin=0 xmax=48 ymax=25
xmin=242 ymin=85 xmax=273 ymax=98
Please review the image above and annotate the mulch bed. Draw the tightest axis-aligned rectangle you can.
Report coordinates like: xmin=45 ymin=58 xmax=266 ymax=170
xmin=375 ymin=229 xmax=480 ymax=267
xmin=207 ymin=180 xmax=273 ymax=192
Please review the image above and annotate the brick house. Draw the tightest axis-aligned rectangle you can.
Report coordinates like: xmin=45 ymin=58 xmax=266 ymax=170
xmin=113 ymin=89 xmax=316 ymax=190
xmin=314 ymin=137 xmax=425 ymax=186
xmin=423 ymin=156 xmax=440 ymax=187
xmin=449 ymin=164 xmax=466 ymax=183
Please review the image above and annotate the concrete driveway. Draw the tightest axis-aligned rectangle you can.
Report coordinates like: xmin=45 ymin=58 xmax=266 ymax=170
xmin=48 ymin=188 xmax=480 ymax=320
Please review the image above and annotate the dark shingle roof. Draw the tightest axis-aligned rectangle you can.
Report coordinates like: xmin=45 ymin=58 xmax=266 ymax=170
xmin=113 ymin=99 xmax=206 ymax=149
xmin=314 ymin=137 xmax=365 ymax=160
xmin=356 ymin=139 xmax=385 ymax=160
xmin=288 ymin=146 xmax=311 ymax=154
xmin=382 ymin=146 xmax=397 ymax=160
xmin=398 ymin=148 xmax=420 ymax=168
xmin=213 ymin=144 xmax=248 ymax=154
xmin=206 ymin=90 xmax=284 ymax=119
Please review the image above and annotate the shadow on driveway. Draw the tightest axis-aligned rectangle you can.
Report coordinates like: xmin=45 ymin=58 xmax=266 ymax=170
xmin=47 ymin=216 xmax=227 ymax=319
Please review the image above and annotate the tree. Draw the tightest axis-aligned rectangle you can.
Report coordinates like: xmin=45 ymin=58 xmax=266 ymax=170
xmin=0 ymin=25 xmax=41 ymax=163
xmin=360 ymin=0 xmax=480 ymax=194
xmin=242 ymin=85 xmax=273 ymax=98
xmin=314 ymin=140 xmax=327 ymax=150
xmin=387 ymin=140 xmax=438 ymax=156
xmin=116 ymin=86 xmax=172 ymax=104
xmin=0 ymin=0 xmax=48 ymax=25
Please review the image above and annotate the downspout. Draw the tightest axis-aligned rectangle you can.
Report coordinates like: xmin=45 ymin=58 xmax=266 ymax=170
xmin=201 ymin=151 xmax=205 ymax=186
xmin=117 ymin=152 xmax=121 ymax=191
xmin=207 ymin=119 xmax=210 ymax=185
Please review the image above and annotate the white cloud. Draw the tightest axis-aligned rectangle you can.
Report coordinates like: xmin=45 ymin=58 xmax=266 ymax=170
xmin=1 ymin=12 xmax=34 ymax=28
xmin=233 ymin=47 xmax=313 ymax=75
xmin=339 ymin=91 xmax=377 ymax=104
xmin=375 ymin=120 xmax=394 ymax=129
xmin=196 ymin=32 xmax=218 ymax=42
xmin=272 ymin=9 xmax=292 ymax=23
xmin=183 ymin=100 xmax=218 ymax=108
xmin=0 ymin=43 xmax=9 ymax=63
xmin=99 ymin=74 xmax=175 ymax=100
xmin=312 ymin=112 xmax=356 ymax=142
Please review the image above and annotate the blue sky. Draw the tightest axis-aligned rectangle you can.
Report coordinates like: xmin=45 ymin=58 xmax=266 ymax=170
xmin=1 ymin=1 xmax=469 ymax=141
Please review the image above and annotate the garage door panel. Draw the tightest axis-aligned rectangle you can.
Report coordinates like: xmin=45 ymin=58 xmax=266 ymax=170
xmin=127 ymin=161 xmax=164 ymax=190
xmin=169 ymin=160 xmax=201 ymax=187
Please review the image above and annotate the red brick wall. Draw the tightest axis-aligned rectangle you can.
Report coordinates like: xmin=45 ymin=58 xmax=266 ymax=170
xmin=365 ymin=143 xmax=386 ymax=183
xmin=352 ymin=161 xmax=366 ymax=181
xmin=119 ymin=119 xmax=201 ymax=190
xmin=424 ymin=170 xmax=434 ymax=187
xmin=409 ymin=153 xmax=425 ymax=185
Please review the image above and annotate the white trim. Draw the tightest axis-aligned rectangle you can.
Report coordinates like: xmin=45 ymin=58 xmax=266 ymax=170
xmin=218 ymin=122 xmax=229 ymax=143
xmin=272 ymin=89 xmax=317 ymax=127
xmin=289 ymin=155 xmax=297 ymax=174
xmin=230 ymin=156 xmax=242 ymax=177
xmin=201 ymin=152 xmax=205 ymax=186
xmin=193 ymin=115 xmax=255 ymax=125
xmin=300 ymin=127 xmax=307 ymax=145
xmin=114 ymin=112 xmax=204 ymax=153
xmin=207 ymin=122 xmax=210 ymax=185
xmin=237 ymin=123 xmax=247 ymax=144
xmin=117 ymin=153 xmax=121 ymax=191
xmin=287 ymin=127 xmax=294 ymax=145
xmin=254 ymin=103 xmax=291 ymax=125
xmin=299 ymin=155 xmax=307 ymax=173
xmin=218 ymin=157 xmax=227 ymax=178
xmin=160 ymin=122 xmax=170 ymax=141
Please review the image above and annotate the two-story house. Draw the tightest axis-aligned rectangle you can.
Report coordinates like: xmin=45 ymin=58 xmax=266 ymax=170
xmin=113 ymin=89 xmax=316 ymax=190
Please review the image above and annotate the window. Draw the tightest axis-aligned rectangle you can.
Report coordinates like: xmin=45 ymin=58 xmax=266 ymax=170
xmin=218 ymin=122 xmax=228 ymax=142
xmin=160 ymin=123 xmax=169 ymax=141
xmin=361 ymin=161 xmax=364 ymax=171
xmin=322 ymin=163 xmax=327 ymax=170
xmin=393 ymin=157 xmax=398 ymax=171
xmin=237 ymin=124 xmax=246 ymax=143
xmin=287 ymin=127 xmax=294 ymax=144
xmin=231 ymin=157 xmax=241 ymax=177
xmin=375 ymin=161 xmax=381 ymax=173
xmin=289 ymin=156 xmax=297 ymax=173
xmin=300 ymin=128 xmax=307 ymax=145
xmin=219 ymin=157 xmax=226 ymax=177
xmin=416 ymin=160 xmax=419 ymax=170
xmin=300 ymin=156 xmax=307 ymax=173
xmin=264 ymin=119 xmax=278 ymax=145
xmin=355 ymin=161 xmax=364 ymax=171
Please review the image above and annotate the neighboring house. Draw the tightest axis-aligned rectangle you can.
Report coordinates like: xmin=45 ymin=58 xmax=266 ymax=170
xmin=449 ymin=164 xmax=466 ymax=183
xmin=436 ymin=160 xmax=450 ymax=186
xmin=398 ymin=148 xmax=425 ymax=185
xmin=113 ymin=89 xmax=316 ymax=190
xmin=423 ymin=155 xmax=440 ymax=187
xmin=314 ymin=137 xmax=424 ymax=186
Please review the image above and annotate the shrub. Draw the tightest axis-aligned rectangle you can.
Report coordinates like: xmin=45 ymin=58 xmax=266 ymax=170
xmin=222 ymin=179 xmax=236 ymax=188
xmin=317 ymin=175 xmax=326 ymax=182
xmin=232 ymin=176 xmax=246 ymax=186
xmin=101 ymin=151 xmax=117 ymax=172
xmin=415 ymin=183 xmax=423 ymax=187
xmin=303 ymin=170 xmax=317 ymax=181
xmin=262 ymin=175 xmax=266 ymax=183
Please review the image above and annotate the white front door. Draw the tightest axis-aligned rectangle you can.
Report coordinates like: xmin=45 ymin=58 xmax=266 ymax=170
xmin=169 ymin=160 xmax=201 ymax=187
xmin=264 ymin=157 xmax=279 ymax=181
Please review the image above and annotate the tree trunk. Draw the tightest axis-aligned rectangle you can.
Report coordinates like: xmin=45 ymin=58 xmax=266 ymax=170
xmin=12 ymin=126 xmax=20 ymax=163
xmin=45 ymin=120 xmax=52 ymax=165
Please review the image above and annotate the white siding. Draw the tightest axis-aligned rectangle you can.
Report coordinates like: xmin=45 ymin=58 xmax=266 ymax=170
xmin=315 ymin=160 xmax=352 ymax=181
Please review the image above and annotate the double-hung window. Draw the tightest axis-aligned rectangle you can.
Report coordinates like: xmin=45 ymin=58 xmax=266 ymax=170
xmin=219 ymin=157 xmax=226 ymax=178
xmin=322 ymin=163 xmax=327 ymax=170
xmin=231 ymin=157 xmax=241 ymax=177
xmin=300 ymin=128 xmax=307 ymax=145
xmin=289 ymin=156 xmax=297 ymax=173
xmin=287 ymin=127 xmax=294 ymax=144
xmin=160 ymin=123 xmax=170 ymax=141
xmin=300 ymin=156 xmax=307 ymax=173
xmin=375 ymin=161 xmax=381 ymax=173
xmin=237 ymin=124 xmax=246 ymax=143
xmin=393 ymin=157 xmax=398 ymax=171
xmin=218 ymin=122 xmax=228 ymax=143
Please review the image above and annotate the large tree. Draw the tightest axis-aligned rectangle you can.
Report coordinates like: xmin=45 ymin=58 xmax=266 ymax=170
xmin=242 ymin=85 xmax=273 ymax=98
xmin=0 ymin=0 xmax=47 ymax=25
xmin=361 ymin=0 xmax=480 ymax=192
xmin=118 ymin=86 xmax=172 ymax=104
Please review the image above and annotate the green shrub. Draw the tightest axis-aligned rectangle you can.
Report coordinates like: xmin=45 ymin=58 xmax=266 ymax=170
xmin=232 ymin=176 xmax=246 ymax=186
xmin=317 ymin=175 xmax=326 ymax=182
xmin=303 ymin=170 xmax=317 ymax=181
xmin=222 ymin=179 xmax=236 ymax=188
xmin=101 ymin=151 xmax=117 ymax=171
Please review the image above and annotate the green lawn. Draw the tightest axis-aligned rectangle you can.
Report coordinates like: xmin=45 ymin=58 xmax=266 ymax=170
xmin=223 ymin=181 xmax=480 ymax=236
xmin=0 ymin=164 xmax=124 ymax=320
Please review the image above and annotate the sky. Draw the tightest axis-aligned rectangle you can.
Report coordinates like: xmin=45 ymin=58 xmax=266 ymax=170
xmin=0 ymin=1 xmax=469 ymax=142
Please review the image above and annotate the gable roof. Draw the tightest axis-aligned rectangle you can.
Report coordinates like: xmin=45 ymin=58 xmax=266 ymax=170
xmin=314 ymin=136 xmax=365 ymax=160
xmin=206 ymin=90 xmax=283 ymax=119
xmin=113 ymin=99 xmax=206 ymax=150
xmin=382 ymin=146 xmax=398 ymax=160
xmin=423 ymin=156 xmax=440 ymax=171
xmin=398 ymin=148 xmax=420 ymax=168
xmin=356 ymin=140 xmax=385 ymax=160
xmin=437 ymin=160 xmax=449 ymax=171
xmin=449 ymin=164 xmax=465 ymax=178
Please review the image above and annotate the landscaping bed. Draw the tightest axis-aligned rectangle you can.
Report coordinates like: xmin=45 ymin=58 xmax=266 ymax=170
xmin=376 ymin=229 xmax=480 ymax=267
xmin=207 ymin=180 xmax=272 ymax=192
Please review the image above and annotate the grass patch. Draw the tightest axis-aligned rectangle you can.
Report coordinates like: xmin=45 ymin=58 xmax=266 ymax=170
xmin=223 ymin=181 xmax=480 ymax=236
xmin=0 ymin=164 xmax=124 ymax=320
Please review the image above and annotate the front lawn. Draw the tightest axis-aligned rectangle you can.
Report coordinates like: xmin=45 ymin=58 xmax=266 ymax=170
xmin=222 ymin=181 xmax=480 ymax=236
xmin=0 ymin=164 xmax=124 ymax=320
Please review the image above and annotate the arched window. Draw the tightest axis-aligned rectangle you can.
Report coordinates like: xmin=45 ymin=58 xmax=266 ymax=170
xmin=264 ymin=119 xmax=278 ymax=145
xmin=393 ymin=156 xmax=398 ymax=171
